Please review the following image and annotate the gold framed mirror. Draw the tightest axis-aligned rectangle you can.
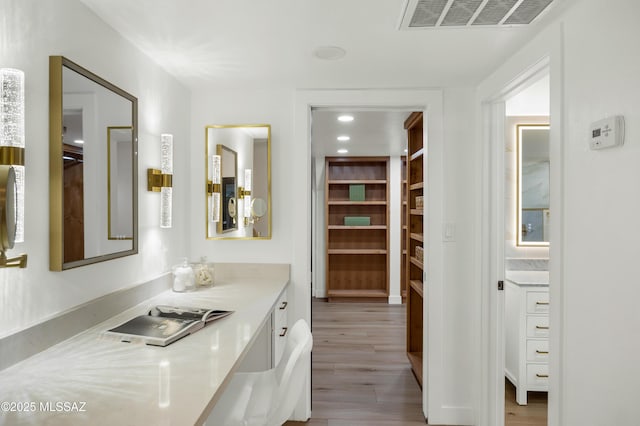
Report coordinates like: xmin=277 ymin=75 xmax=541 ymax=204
xmin=205 ymin=124 xmax=271 ymax=239
xmin=516 ymin=123 xmax=550 ymax=246
xmin=49 ymin=56 xmax=138 ymax=270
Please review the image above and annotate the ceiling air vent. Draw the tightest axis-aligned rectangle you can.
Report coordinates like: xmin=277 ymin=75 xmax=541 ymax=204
xmin=400 ymin=0 xmax=555 ymax=29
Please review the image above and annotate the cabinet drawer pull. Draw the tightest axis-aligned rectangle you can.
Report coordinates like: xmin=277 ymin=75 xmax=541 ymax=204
xmin=279 ymin=301 xmax=288 ymax=310
xmin=535 ymin=350 xmax=549 ymax=355
xmin=279 ymin=327 xmax=288 ymax=337
xmin=535 ymin=325 xmax=549 ymax=330
xmin=536 ymin=301 xmax=549 ymax=305
xmin=536 ymin=373 xmax=549 ymax=378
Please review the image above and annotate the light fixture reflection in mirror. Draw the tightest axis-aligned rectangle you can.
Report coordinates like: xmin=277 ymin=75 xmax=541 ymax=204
xmin=205 ymin=124 xmax=271 ymax=240
xmin=516 ymin=124 xmax=550 ymax=246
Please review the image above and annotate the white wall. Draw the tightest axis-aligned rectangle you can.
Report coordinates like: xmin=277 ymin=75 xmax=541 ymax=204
xmin=0 ymin=0 xmax=190 ymax=338
xmin=561 ymin=0 xmax=640 ymax=424
xmin=478 ymin=0 xmax=640 ymax=424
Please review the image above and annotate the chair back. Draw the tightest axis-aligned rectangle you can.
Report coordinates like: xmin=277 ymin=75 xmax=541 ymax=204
xmin=268 ymin=319 xmax=313 ymax=425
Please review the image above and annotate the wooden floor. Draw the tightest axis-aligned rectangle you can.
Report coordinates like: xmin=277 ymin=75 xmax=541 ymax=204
xmin=285 ymin=298 xmax=547 ymax=426
xmin=285 ymin=298 xmax=426 ymax=426
xmin=505 ymin=380 xmax=548 ymax=426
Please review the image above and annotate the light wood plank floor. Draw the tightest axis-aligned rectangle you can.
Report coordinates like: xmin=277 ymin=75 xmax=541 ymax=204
xmin=286 ymin=299 xmax=548 ymax=426
xmin=285 ymin=298 xmax=426 ymax=426
xmin=505 ymin=380 xmax=547 ymax=426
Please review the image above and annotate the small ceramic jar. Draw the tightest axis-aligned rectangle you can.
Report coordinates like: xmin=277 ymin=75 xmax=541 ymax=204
xmin=172 ymin=258 xmax=195 ymax=292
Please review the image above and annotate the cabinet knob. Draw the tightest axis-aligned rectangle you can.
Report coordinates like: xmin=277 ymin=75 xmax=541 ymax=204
xmin=535 ymin=325 xmax=549 ymax=330
xmin=279 ymin=327 xmax=288 ymax=337
xmin=536 ymin=373 xmax=549 ymax=378
xmin=279 ymin=301 xmax=288 ymax=310
xmin=536 ymin=301 xmax=549 ymax=305
xmin=535 ymin=350 xmax=549 ymax=355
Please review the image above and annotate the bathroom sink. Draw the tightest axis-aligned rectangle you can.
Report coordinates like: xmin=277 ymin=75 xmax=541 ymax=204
xmin=505 ymin=270 xmax=549 ymax=285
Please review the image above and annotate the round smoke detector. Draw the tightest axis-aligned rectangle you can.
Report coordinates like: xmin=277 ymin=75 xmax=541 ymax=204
xmin=313 ymin=46 xmax=346 ymax=60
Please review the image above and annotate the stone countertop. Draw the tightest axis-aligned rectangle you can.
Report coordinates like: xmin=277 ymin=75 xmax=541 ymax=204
xmin=0 ymin=264 xmax=289 ymax=426
xmin=505 ymin=270 xmax=549 ymax=286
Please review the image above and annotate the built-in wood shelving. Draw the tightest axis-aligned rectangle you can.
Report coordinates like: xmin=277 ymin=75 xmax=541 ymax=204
xmin=325 ymin=157 xmax=390 ymax=303
xmin=405 ymin=112 xmax=424 ymax=387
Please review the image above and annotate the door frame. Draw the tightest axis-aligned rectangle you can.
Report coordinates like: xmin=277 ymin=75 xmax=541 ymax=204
xmin=479 ymin=45 xmax=565 ymax=426
xmin=294 ymin=88 xmax=445 ymax=421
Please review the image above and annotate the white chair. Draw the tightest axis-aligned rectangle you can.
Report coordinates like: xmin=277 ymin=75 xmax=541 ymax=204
xmin=208 ymin=319 xmax=313 ymax=426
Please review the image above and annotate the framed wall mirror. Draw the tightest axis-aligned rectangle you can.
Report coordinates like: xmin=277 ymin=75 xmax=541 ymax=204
xmin=206 ymin=124 xmax=271 ymax=239
xmin=49 ymin=56 xmax=138 ymax=270
xmin=517 ymin=123 xmax=550 ymax=246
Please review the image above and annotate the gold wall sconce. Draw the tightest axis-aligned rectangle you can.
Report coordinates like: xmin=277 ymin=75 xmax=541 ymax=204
xmin=147 ymin=134 xmax=173 ymax=228
xmin=0 ymin=68 xmax=27 ymax=268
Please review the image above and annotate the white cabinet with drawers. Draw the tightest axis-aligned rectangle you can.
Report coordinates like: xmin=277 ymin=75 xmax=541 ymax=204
xmin=505 ymin=278 xmax=549 ymax=405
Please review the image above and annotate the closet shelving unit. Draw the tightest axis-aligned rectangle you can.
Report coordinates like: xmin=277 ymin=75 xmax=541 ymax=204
xmin=401 ymin=155 xmax=407 ymax=301
xmin=405 ymin=112 xmax=424 ymax=385
xmin=325 ymin=156 xmax=390 ymax=302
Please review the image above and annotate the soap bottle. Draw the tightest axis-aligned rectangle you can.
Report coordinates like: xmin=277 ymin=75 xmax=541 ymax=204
xmin=172 ymin=258 xmax=195 ymax=292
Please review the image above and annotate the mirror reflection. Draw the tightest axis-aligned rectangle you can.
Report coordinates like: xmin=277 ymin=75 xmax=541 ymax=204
xmin=206 ymin=125 xmax=271 ymax=239
xmin=50 ymin=56 xmax=138 ymax=270
xmin=107 ymin=126 xmax=133 ymax=240
xmin=517 ymin=124 xmax=550 ymax=246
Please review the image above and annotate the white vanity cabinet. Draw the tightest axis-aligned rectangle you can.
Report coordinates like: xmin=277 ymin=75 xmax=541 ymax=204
xmin=505 ymin=279 xmax=549 ymax=405
xmin=238 ymin=286 xmax=290 ymax=372
xmin=273 ymin=288 xmax=289 ymax=365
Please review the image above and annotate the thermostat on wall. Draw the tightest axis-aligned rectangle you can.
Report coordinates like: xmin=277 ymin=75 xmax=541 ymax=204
xmin=590 ymin=115 xmax=625 ymax=150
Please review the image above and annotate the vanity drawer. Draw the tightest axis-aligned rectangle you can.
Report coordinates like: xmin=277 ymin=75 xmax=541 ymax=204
xmin=526 ymin=316 xmax=549 ymax=338
xmin=526 ymin=291 xmax=549 ymax=314
xmin=526 ymin=340 xmax=549 ymax=362
xmin=526 ymin=364 xmax=549 ymax=388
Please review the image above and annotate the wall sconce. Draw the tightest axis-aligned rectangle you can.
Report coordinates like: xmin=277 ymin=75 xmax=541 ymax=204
xmin=0 ymin=68 xmax=27 ymax=268
xmin=0 ymin=68 xmax=25 ymax=244
xmin=239 ymin=169 xmax=252 ymax=225
xmin=147 ymin=134 xmax=173 ymax=228
xmin=207 ymin=154 xmax=221 ymax=222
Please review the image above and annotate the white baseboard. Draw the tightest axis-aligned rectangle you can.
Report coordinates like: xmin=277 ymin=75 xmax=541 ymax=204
xmin=388 ymin=295 xmax=402 ymax=305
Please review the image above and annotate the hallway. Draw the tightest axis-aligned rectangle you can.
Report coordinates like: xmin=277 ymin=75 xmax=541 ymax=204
xmin=286 ymin=299 xmax=425 ymax=425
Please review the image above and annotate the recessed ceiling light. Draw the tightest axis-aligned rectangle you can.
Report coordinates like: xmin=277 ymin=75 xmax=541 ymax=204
xmin=313 ymin=46 xmax=346 ymax=61
xmin=404 ymin=148 xmax=408 ymax=153
xmin=338 ymin=115 xmax=354 ymax=122
xmin=337 ymin=148 xmax=348 ymax=154
xmin=74 ymin=140 xmax=84 ymax=144
xmin=337 ymin=135 xmax=350 ymax=141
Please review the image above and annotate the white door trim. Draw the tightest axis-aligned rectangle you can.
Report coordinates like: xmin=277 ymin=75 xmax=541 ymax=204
xmin=479 ymin=46 xmax=564 ymax=426
xmin=294 ymin=88 xmax=449 ymax=422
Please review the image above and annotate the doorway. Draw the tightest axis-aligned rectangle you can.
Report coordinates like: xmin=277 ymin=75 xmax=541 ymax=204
xmin=294 ymin=88 xmax=445 ymax=422
xmin=480 ymin=56 xmax=563 ymax=426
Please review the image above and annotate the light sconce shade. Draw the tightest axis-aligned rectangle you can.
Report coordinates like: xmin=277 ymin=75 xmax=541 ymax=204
xmin=0 ymin=68 xmax=25 ymax=244
xmin=208 ymin=155 xmax=221 ymax=222
xmin=147 ymin=134 xmax=173 ymax=228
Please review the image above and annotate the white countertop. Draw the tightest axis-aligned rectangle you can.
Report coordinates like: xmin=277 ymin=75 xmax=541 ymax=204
xmin=0 ymin=264 xmax=289 ymax=426
xmin=505 ymin=270 xmax=549 ymax=286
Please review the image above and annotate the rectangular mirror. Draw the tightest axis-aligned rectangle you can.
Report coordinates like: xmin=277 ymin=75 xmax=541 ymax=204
xmin=206 ymin=125 xmax=271 ymax=239
xmin=50 ymin=56 xmax=138 ymax=270
xmin=517 ymin=123 xmax=550 ymax=246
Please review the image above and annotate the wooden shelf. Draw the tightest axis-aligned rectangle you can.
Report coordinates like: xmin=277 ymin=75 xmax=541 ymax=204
xmin=410 ymin=209 xmax=424 ymax=216
xmin=409 ymin=280 xmax=424 ymax=298
xmin=328 ymin=249 xmax=387 ymax=255
xmin=328 ymin=200 xmax=386 ymax=205
xmin=409 ymin=182 xmax=424 ymax=190
xmin=410 ymin=233 xmax=423 ymax=242
xmin=328 ymin=225 xmax=387 ymax=230
xmin=327 ymin=179 xmax=387 ymax=185
xmin=327 ymin=289 xmax=388 ymax=298
xmin=326 ymin=157 xmax=390 ymax=302
xmin=409 ymin=148 xmax=424 ymax=162
xmin=407 ymin=352 xmax=423 ymax=386
xmin=410 ymin=257 xmax=424 ymax=270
